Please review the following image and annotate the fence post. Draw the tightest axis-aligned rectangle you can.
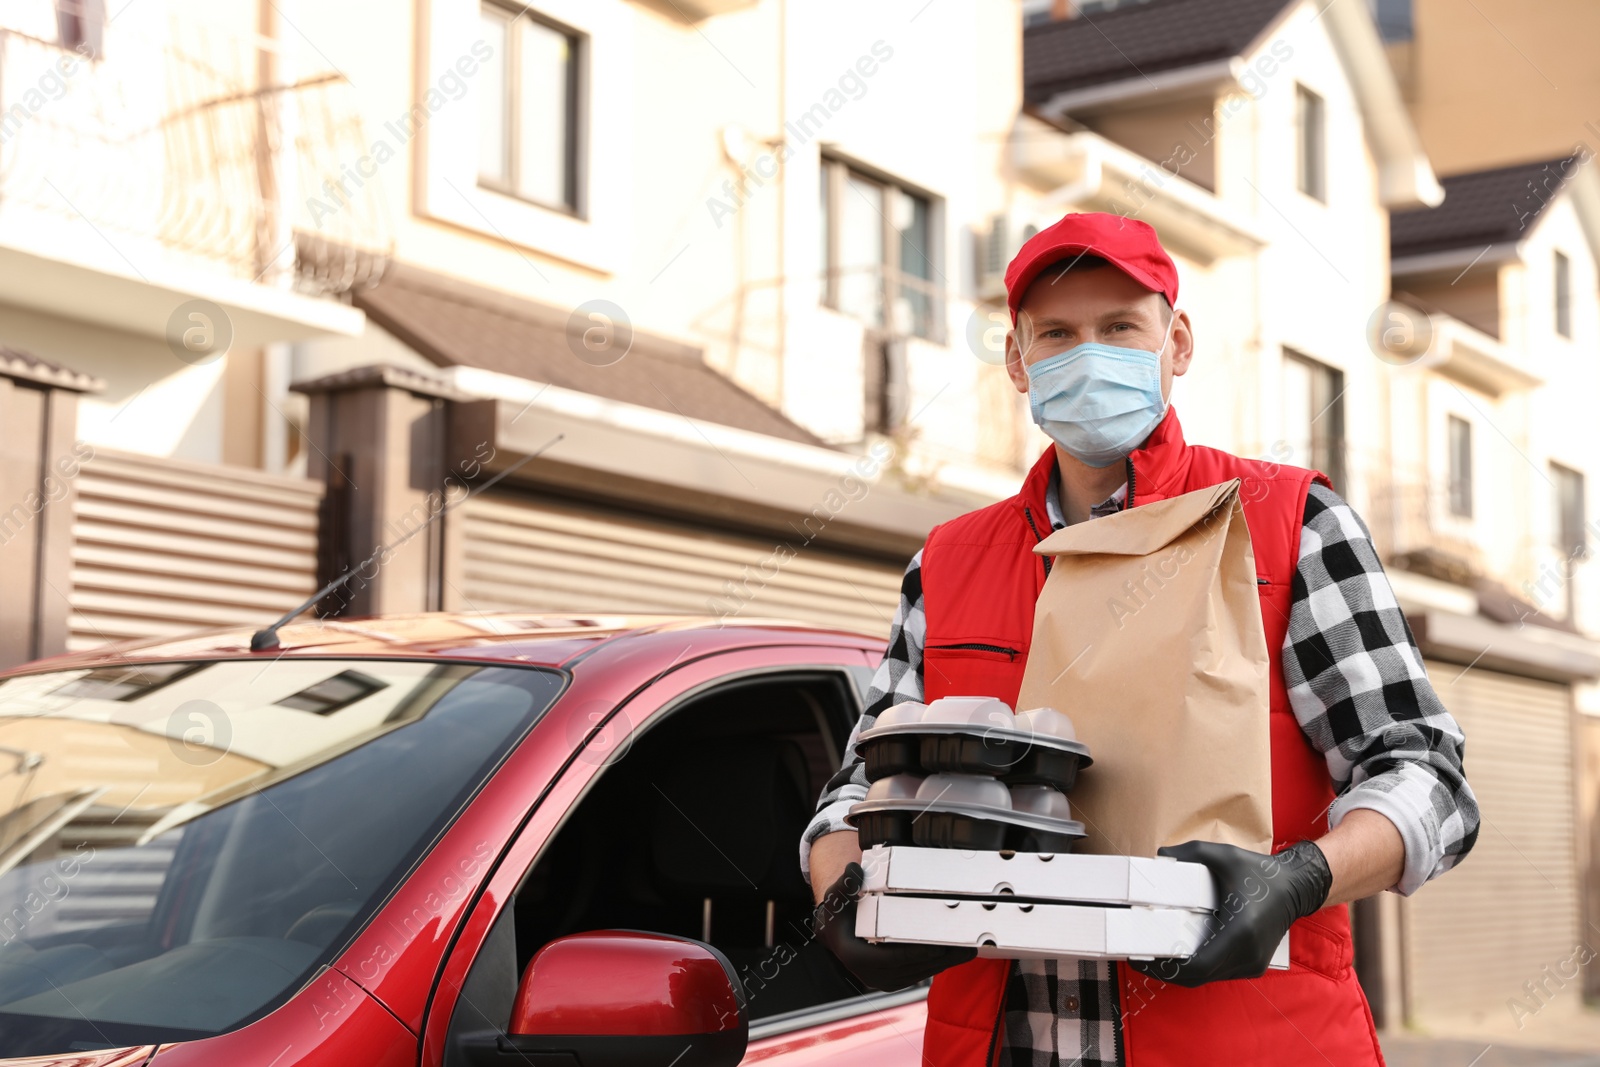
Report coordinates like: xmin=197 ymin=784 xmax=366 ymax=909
xmin=0 ymin=353 xmax=102 ymax=669
xmin=291 ymin=364 xmax=475 ymax=618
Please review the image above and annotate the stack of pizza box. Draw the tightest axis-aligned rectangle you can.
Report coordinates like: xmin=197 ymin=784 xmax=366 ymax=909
xmin=846 ymin=697 xmax=1288 ymax=968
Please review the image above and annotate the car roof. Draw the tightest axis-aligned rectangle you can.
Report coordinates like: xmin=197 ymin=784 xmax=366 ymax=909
xmin=2 ymin=612 xmax=885 ymax=676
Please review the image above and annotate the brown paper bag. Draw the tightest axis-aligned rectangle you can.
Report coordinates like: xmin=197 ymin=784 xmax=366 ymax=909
xmin=1015 ymin=478 xmax=1273 ymax=857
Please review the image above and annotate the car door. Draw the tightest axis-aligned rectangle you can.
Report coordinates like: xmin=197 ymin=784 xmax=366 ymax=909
xmin=419 ymin=640 xmax=925 ymax=1067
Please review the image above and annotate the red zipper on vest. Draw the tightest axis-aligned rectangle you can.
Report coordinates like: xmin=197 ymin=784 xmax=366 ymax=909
xmin=1125 ymin=455 xmax=1137 ymax=509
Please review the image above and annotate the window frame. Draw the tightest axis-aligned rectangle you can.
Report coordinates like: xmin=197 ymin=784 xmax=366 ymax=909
xmin=55 ymin=0 xmax=105 ymax=58
xmin=419 ymin=0 xmax=624 ymax=273
xmin=1295 ymin=84 xmax=1326 ymax=203
xmin=1447 ymin=414 xmax=1474 ymax=519
xmin=1555 ymin=249 xmax=1572 ymax=339
xmin=1282 ymin=349 xmax=1346 ymax=492
xmin=1553 ymin=461 xmax=1587 ymax=560
xmin=476 ymin=0 xmax=587 ymax=218
xmin=819 ymin=151 xmax=945 ymax=345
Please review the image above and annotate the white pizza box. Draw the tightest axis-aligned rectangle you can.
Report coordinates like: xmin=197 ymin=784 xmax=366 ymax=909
xmin=860 ymin=844 xmax=1216 ymax=911
xmin=856 ymin=892 xmax=1290 ymax=969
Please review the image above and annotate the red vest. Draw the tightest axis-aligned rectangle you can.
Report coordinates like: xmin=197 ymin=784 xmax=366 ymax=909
xmin=917 ymin=408 xmax=1385 ymax=1067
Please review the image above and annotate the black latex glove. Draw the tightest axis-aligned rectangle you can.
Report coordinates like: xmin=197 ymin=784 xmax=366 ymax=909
xmin=1128 ymin=839 xmax=1331 ymax=988
xmin=813 ymin=862 xmax=976 ymax=992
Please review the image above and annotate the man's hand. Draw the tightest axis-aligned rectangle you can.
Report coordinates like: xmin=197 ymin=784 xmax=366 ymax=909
xmin=1128 ymin=839 xmax=1331 ymax=988
xmin=813 ymin=862 xmax=976 ymax=992
xmin=809 ymin=830 xmax=863 ymax=904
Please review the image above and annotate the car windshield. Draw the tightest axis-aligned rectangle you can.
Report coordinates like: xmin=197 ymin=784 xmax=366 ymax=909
xmin=0 ymin=657 xmax=563 ymax=1056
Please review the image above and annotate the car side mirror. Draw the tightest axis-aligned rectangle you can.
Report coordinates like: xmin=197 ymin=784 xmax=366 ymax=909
xmin=458 ymin=931 xmax=748 ymax=1067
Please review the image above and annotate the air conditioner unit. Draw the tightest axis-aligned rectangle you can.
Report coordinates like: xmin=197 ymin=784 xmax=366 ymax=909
xmin=976 ymin=210 xmax=1045 ymax=301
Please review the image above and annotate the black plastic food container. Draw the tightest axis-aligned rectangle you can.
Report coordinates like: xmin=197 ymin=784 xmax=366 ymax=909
xmin=918 ymin=733 xmax=1026 ymax=776
xmin=859 ymin=734 xmax=924 ymax=780
xmin=905 ymin=811 xmax=1083 ymax=853
xmin=1002 ymin=745 xmax=1085 ymax=791
xmin=854 ymin=807 xmax=920 ymax=848
xmin=855 ymin=701 xmax=1091 ymax=789
xmin=910 ymin=810 xmax=1010 ymax=850
xmin=1005 ymin=825 xmax=1082 ymax=852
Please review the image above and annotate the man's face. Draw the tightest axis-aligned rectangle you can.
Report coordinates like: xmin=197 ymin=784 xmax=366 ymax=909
xmin=1004 ymin=263 xmax=1194 ymax=401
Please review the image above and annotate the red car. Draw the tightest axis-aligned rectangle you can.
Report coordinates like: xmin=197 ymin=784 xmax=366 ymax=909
xmin=0 ymin=614 xmax=927 ymax=1067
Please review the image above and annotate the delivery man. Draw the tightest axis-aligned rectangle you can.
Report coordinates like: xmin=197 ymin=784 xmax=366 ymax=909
xmin=802 ymin=212 xmax=1479 ymax=1066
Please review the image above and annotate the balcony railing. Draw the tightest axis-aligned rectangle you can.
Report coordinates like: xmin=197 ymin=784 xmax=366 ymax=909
xmin=0 ymin=16 xmax=391 ymax=296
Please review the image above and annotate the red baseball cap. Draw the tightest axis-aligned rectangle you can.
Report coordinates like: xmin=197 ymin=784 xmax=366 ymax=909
xmin=1004 ymin=212 xmax=1179 ymax=323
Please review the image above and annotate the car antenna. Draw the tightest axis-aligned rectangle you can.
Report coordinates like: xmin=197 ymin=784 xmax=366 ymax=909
xmin=249 ymin=433 xmax=564 ymax=653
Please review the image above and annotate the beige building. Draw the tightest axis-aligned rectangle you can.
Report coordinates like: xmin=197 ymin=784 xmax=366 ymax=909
xmin=1387 ymin=0 xmax=1600 ymax=174
xmin=1383 ymin=154 xmax=1600 ymax=1029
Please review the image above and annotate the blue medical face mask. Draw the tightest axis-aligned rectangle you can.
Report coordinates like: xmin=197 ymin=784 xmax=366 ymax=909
xmin=1022 ymin=311 xmax=1176 ymax=468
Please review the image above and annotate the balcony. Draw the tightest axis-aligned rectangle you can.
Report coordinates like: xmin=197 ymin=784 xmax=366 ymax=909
xmin=1009 ymin=118 xmax=1268 ymax=265
xmin=0 ymin=16 xmax=388 ymax=344
xmin=1401 ymin=306 xmax=1543 ymax=398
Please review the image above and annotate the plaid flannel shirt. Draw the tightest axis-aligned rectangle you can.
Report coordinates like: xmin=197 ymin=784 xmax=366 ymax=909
xmin=801 ymin=477 xmax=1478 ymax=1067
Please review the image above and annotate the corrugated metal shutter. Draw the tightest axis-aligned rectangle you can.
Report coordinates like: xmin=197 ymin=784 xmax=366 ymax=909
xmin=1578 ymin=712 xmax=1600 ymax=1001
xmin=69 ymin=450 xmax=323 ymax=650
xmin=458 ymin=489 xmax=903 ymax=636
xmin=1405 ymin=663 xmax=1580 ymax=1022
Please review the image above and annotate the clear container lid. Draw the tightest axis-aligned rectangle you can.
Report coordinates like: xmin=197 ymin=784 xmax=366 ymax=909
xmin=915 ymin=773 xmax=1011 ymax=809
xmin=1016 ymin=706 xmax=1078 ymax=743
xmin=865 ymin=774 xmax=925 ymax=802
xmin=1008 ymin=783 xmax=1072 ymax=820
xmin=872 ymin=702 xmax=928 ymax=729
xmin=922 ymin=696 xmax=1014 ymax=729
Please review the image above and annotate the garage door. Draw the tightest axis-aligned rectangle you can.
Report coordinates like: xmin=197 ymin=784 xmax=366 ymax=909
xmin=1405 ymin=662 xmax=1581 ymax=1023
xmin=457 ymin=489 xmax=904 ymax=637
xmin=70 ymin=449 xmax=323 ymax=650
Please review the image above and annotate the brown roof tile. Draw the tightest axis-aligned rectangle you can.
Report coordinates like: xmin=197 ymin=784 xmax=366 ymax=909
xmin=1023 ymin=0 xmax=1293 ymax=104
xmin=353 ymin=265 xmax=822 ymax=446
xmin=1390 ymin=154 xmax=1584 ymax=260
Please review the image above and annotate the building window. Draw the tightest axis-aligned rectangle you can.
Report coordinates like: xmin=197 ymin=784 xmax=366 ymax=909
xmin=1554 ymin=462 xmax=1587 ymax=558
xmin=1295 ymin=85 xmax=1326 ymax=202
xmin=1282 ymin=351 xmax=1345 ymax=491
xmin=56 ymin=0 xmax=104 ymax=56
xmin=820 ymin=154 xmax=942 ymax=343
xmin=1555 ymin=250 xmax=1572 ymax=338
xmin=1369 ymin=0 xmax=1413 ymax=42
xmin=50 ymin=662 xmax=198 ymax=702
xmin=275 ymin=670 xmax=390 ymax=716
xmin=479 ymin=3 xmax=583 ymax=215
xmin=1021 ymin=0 xmax=1055 ymax=26
xmin=1447 ymin=415 xmax=1473 ymax=518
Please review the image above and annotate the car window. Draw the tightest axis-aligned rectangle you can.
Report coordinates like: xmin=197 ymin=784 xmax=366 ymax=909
xmin=0 ymin=659 xmax=563 ymax=1058
xmin=443 ymin=669 xmax=873 ymax=1062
